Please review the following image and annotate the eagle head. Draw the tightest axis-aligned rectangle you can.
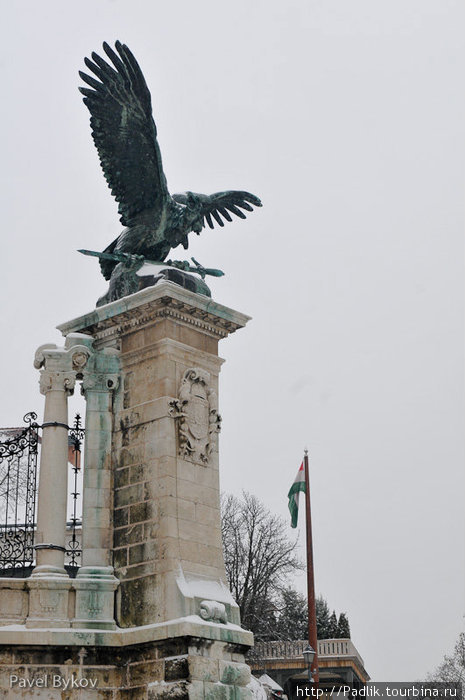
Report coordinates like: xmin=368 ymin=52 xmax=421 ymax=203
xmin=184 ymin=191 xmax=204 ymax=234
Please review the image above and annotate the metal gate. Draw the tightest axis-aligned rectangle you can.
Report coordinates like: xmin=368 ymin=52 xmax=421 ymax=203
xmin=0 ymin=412 xmax=84 ymax=576
xmin=0 ymin=412 xmax=39 ymax=572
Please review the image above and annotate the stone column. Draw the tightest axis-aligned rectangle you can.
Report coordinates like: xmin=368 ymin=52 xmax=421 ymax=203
xmin=72 ymin=346 xmax=120 ymax=629
xmin=32 ymin=360 xmax=74 ymax=576
xmin=27 ymin=334 xmax=91 ymax=628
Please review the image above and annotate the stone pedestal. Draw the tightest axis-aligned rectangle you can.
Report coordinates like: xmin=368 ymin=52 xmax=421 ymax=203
xmin=0 ymin=620 xmax=253 ymax=697
xmin=59 ymin=282 xmax=250 ymax=631
xmin=72 ymin=567 xmax=120 ymax=630
xmin=47 ymin=281 xmax=254 ymax=698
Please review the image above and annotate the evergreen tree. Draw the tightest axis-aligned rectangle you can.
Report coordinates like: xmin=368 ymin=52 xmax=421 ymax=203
xmin=242 ymin=594 xmax=279 ymax=642
xmin=315 ymin=596 xmax=330 ymax=639
xmin=272 ymin=591 xmax=346 ymax=642
xmin=336 ymin=612 xmax=351 ymax=639
xmin=327 ymin=610 xmax=338 ymax=638
xmin=274 ymin=588 xmax=308 ymax=640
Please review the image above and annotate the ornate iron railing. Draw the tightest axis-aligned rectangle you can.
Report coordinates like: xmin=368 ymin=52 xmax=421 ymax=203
xmin=0 ymin=412 xmax=84 ymax=575
xmin=0 ymin=413 xmax=39 ymax=571
xmin=66 ymin=413 xmax=84 ymax=569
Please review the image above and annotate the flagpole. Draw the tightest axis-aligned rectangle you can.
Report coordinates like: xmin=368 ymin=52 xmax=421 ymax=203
xmin=304 ymin=449 xmax=319 ymax=686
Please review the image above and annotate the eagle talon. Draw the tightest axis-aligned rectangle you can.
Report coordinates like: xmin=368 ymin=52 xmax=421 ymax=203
xmin=167 ymin=260 xmax=190 ymax=271
xmin=124 ymin=253 xmax=145 ymax=268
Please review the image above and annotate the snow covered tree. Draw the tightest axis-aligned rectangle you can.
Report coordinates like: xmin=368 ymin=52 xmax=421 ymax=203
xmin=316 ymin=596 xmax=331 ymax=639
xmin=221 ymin=492 xmax=303 ymax=639
xmin=328 ymin=611 xmax=338 ymax=638
xmin=274 ymin=588 xmax=308 ymax=640
xmin=273 ymin=591 xmax=351 ymax=642
xmin=427 ymin=632 xmax=465 ymax=685
xmin=336 ymin=612 xmax=351 ymax=639
xmin=221 ymin=492 xmax=352 ymax=643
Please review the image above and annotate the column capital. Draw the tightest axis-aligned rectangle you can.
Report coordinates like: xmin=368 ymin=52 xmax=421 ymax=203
xmin=34 ymin=334 xmax=98 ymax=395
xmin=81 ymin=372 xmax=120 ymax=394
xmin=80 ymin=346 xmax=120 ymax=395
xmin=34 ymin=343 xmax=91 ymax=373
xmin=34 ymin=345 xmax=88 ymax=397
xmin=39 ymin=369 xmax=77 ymax=396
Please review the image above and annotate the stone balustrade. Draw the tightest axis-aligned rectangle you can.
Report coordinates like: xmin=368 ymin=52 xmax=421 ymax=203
xmin=252 ymin=638 xmax=366 ymax=669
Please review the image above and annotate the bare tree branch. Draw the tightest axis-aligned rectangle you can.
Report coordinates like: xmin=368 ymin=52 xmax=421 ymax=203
xmin=427 ymin=633 xmax=465 ymax=686
xmin=221 ymin=491 xmax=303 ymax=639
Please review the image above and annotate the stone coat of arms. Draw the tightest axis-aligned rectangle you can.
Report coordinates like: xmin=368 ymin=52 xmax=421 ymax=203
xmin=169 ymin=368 xmax=221 ymax=464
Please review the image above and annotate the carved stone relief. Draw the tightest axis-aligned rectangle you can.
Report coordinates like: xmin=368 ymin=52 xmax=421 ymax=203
xmin=39 ymin=589 xmax=60 ymax=613
xmin=34 ymin=341 xmax=93 ymax=397
xmin=0 ymin=587 xmax=28 ymax=623
xmin=199 ymin=599 xmax=227 ymax=624
xmin=81 ymin=372 xmax=120 ymax=394
xmin=39 ymin=370 xmax=77 ymax=396
xmin=169 ymin=368 xmax=221 ymax=464
xmin=27 ymin=581 xmax=71 ymax=625
xmin=72 ymin=351 xmax=89 ymax=373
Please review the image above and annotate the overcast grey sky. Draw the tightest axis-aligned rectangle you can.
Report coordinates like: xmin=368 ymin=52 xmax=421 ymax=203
xmin=0 ymin=0 xmax=463 ymax=682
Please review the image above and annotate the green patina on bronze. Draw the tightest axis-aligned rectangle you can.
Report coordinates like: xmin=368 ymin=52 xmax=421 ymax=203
xmin=79 ymin=41 xmax=262 ymax=305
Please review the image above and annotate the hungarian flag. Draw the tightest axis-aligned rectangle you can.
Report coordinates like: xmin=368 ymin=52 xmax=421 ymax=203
xmin=288 ymin=462 xmax=306 ymax=528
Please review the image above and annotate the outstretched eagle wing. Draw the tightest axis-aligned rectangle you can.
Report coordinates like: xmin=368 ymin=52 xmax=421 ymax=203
xmin=79 ymin=41 xmax=169 ymax=226
xmin=172 ymin=191 xmax=262 ymax=229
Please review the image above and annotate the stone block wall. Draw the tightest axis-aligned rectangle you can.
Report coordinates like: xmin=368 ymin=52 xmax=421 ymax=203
xmin=0 ymin=637 xmax=252 ymax=699
xmin=101 ymin=294 xmax=239 ymax=628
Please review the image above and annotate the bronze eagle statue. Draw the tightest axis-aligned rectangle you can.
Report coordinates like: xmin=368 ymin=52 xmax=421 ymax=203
xmin=79 ymin=41 xmax=262 ymax=283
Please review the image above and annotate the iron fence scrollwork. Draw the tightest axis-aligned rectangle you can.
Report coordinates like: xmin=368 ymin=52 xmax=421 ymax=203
xmin=66 ymin=413 xmax=84 ymax=569
xmin=0 ymin=412 xmax=84 ymax=575
xmin=0 ymin=412 xmax=39 ymax=571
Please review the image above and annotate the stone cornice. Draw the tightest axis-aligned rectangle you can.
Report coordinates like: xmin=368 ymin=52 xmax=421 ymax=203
xmin=0 ymin=614 xmax=253 ymax=649
xmin=57 ymin=282 xmax=251 ymax=344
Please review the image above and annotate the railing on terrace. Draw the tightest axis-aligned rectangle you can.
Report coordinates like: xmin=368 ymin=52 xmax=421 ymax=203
xmin=253 ymin=639 xmax=365 ymax=669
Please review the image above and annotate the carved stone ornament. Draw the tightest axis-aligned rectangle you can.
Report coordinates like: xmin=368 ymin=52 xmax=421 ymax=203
xmin=39 ymin=370 xmax=77 ymax=396
xmin=34 ymin=340 xmax=93 ymax=396
xmin=72 ymin=351 xmax=89 ymax=372
xmin=169 ymin=368 xmax=221 ymax=464
xmin=81 ymin=372 xmax=120 ymax=394
xmin=39 ymin=589 xmax=60 ymax=613
xmin=199 ymin=600 xmax=227 ymax=624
